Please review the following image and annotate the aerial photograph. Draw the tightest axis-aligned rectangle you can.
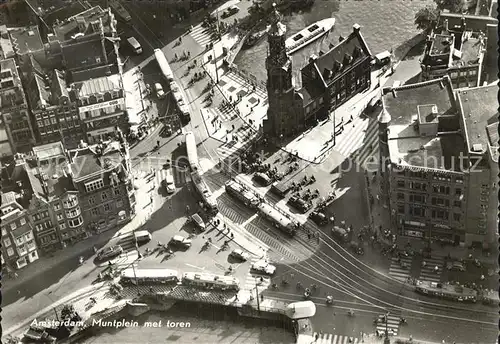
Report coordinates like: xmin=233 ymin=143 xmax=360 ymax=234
xmin=0 ymin=0 xmax=497 ymax=343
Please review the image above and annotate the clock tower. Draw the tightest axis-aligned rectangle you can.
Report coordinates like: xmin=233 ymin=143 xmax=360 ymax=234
xmin=263 ymin=3 xmax=299 ymax=139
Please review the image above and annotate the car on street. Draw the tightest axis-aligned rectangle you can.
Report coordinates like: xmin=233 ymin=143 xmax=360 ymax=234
xmin=309 ymin=211 xmax=328 ymax=226
xmin=287 ymin=196 xmax=312 ymax=213
xmin=229 ymin=249 xmax=249 ymax=261
xmin=161 ymin=123 xmax=173 ymax=137
xmin=154 ymin=83 xmax=166 ymax=99
xmin=251 ymin=260 xmax=276 ymax=275
xmin=221 ymin=5 xmax=239 ymax=18
xmin=189 ymin=213 xmax=206 ymax=231
xmin=253 ymin=172 xmax=271 ymax=186
xmin=446 ymin=261 xmax=466 ymax=271
xmin=161 ymin=168 xmax=176 ymax=194
xmin=134 ymin=230 xmax=152 ymax=245
xmin=97 ymin=245 xmax=123 ymax=261
xmin=170 ymin=235 xmax=192 ymax=248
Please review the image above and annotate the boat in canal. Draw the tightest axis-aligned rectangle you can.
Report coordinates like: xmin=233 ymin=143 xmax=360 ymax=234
xmin=285 ymin=18 xmax=335 ymax=54
xmin=243 ymin=29 xmax=267 ymax=49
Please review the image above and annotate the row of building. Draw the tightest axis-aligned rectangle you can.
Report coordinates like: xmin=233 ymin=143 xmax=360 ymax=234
xmin=0 ymin=4 xmax=131 ymax=158
xmin=0 ymin=3 xmax=140 ymax=271
xmin=1 ymin=135 xmax=136 ymax=271
xmin=261 ymin=6 xmax=498 ymax=248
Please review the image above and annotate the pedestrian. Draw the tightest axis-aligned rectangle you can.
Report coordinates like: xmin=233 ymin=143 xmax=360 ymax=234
xmin=315 ymin=333 xmax=319 ymax=341
xmin=14 ymin=272 xmax=18 ymax=279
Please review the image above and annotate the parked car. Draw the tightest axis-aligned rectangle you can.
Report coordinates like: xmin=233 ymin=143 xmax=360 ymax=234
xmin=154 ymin=83 xmax=166 ymax=99
xmin=308 ymin=211 xmax=328 ymax=226
xmin=288 ymin=195 xmax=312 ymax=213
xmin=97 ymin=245 xmax=123 ymax=260
xmin=190 ymin=213 xmax=206 ymax=231
xmin=169 ymin=81 xmax=180 ymax=92
xmin=253 ymin=172 xmax=271 ymax=186
xmin=134 ymin=230 xmax=152 ymax=245
xmin=161 ymin=168 xmax=176 ymax=194
xmin=221 ymin=5 xmax=239 ymax=18
xmin=446 ymin=261 xmax=466 ymax=271
xmin=160 ymin=123 xmax=172 ymax=137
xmin=170 ymin=235 xmax=192 ymax=248
xmin=229 ymin=249 xmax=249 ymax=261
xmin=331 ymin=226 xmax=349 ymax=243
xmin=251 ymin=260 xmax=276 ymax=275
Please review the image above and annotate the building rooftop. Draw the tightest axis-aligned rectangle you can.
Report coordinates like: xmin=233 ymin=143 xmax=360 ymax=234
xmin=52 ymin=6 xmax=112 ymax=42
xmin=42 ymin=1 xmax=88 ymax=28
xmin=73 ymin=74 xmax=121 ymax=98
xmin=313 ymin=26 xmax=371 ymax=86
xmin=61 ymin=37 xmax=107 ymax=71
xmin=0 ymin=25 xmax=15 ymax=59
xmin=429 ymin=34 xmax=453 ymax=55
xmin=69 ymin=140 xmax=126 ymax=180
xmin=456 ymin=85 xmax=498 ymax=160
xmin=439 ymin=12 xmax=498 ymax=33
xmin=26 ymin=142 xmax=76 ymax=201
xmin=451 ymin=34 xmax=483 ymax=67
xmin=382 ymin=77 xmax=467 ymax=172
xmin=0 ymin=58 xmax=26 ymax=110
xmin=289 ymin=24 xmax=371 ymax=88
xmin=8 ymin=26 xmax=44 ymax=55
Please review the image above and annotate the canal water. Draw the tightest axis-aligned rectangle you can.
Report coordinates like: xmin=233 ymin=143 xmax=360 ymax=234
xmin=234 ymin=0 xmax=433 ymax=82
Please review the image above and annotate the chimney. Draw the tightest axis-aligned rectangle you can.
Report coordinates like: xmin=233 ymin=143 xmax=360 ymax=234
xmin=353 ymin=23 xmax=361 ymax=33
xmin=442 ymin=75 xmax=457 ymax=109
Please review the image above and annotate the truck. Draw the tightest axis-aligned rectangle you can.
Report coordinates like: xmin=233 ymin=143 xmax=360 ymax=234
xmin=127 ymin=37 xmax=142 ymax=54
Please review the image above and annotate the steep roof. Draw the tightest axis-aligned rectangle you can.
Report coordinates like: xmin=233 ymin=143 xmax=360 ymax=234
xmin=313 ymin=25 xmax=371 ymax=85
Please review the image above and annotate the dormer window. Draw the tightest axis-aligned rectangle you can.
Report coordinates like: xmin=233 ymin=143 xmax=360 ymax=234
xmin=343 ymin=54 xmax=352 ymax=65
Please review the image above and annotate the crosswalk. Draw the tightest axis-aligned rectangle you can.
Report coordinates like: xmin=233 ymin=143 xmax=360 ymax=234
xmin=419 ymin=256 xmax=445 ymax=282
xmin=375 ymin=314 xmax=400 ymax=336
xmin=189 ymin=23 xmax=214 ymax=47
xmin=332 ymin=115 xmax=379 ymax=166
xmin=242 ymin=258 xmax=272 ymax=292
xmin=217 ymin=126 xmax=258 ymax=160
xmin=311 ymin=333 xmax=360 ymax=344
xmin=388 ymin=255 xmax=413 ymax=282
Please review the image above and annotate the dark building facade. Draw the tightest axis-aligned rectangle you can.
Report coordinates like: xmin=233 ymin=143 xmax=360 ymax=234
xmin=263 ymin=7 xmax=372 ymax=139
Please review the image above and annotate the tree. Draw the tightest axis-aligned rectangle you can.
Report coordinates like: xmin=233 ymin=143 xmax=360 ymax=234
xmin=414 ymin=6 xmax=440 ymax=33
xmin=434 ymin=0 xmax=464 ymax=12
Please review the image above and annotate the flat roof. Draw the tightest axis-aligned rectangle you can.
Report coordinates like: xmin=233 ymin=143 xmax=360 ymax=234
xmin=0 ymin=25 xmax=15 ymax=59
xmin=451 ymin=36 xmax=482 ymax=67
xmin=430 ymin=34 xmax=453 ymax=55
xmin=456 ymin=85 xmax=498 ymax=156
xmin=383 ymin=77 xmax=467 ymax=172
xmin=32 ymin=142 xmax=65 ymax=161
xmin=8 ymin=26 xmax=43 ymax=55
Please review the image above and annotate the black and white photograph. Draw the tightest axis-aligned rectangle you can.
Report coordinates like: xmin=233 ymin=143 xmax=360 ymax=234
xmin=0 ymin=0 xmax=497 ymax=343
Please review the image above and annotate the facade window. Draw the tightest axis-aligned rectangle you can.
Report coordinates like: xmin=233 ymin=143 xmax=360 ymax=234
xmin=88 ymin=196 xmax=96 ymax=205
xmin=397 ymin=204 xmax=405 ymax=214
xmin=455 ymin=188 xmax=462 ymax=196
xmin=7 ymin=247 xmax=14 ymax=256
xmin=116 ymin=200 xmax=123 ymax=208
xmin=104 ymin=204 xmax=111 ymax=212
xmin=453 ymin=213 xmax=461 ymax=222
xmin=54 ymin=204 xmax=61 ymax=211
xmin=4 ymin=238 xmax=11 ymax=247
xmin=11 ymin=222 xmax=17 ymax=230
xmin=397 ymin=180 xmax=405 ymax=188
xmin=1 ymin=227 xmax=6 ymax=236
xmin=91 ymin=208 xmax=99 ymax=216
xmin=35 ymin=223 xmax=43 ymax=232
xmin=340 ymin=78 xmax=345 ymax=87
xmin=69 ymin=217 xmax=83 ymax=227
xmin=85 ymin=179 xmax=104 ymax=193
xmin=57 ymin=213 xmax=64 ymax=221
xmin=453 ymin=200 xmax=461 ymax=208
xmin=397 ymin=193 xmax=405 ymax=200
xmin=59 ymin=223 xmax=66 ymax=230
xmin=409 ymin=205 xmax=425 ymax=217
xmin=20 ymin=218 xmax=26 ymax=225
xmin=101 ymin=192 xmax=108 ymax=201
xmin=113 ymin=188 xmax=121 ymax=196
xmin=409 ymin=194 xmax=426 ymax=203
